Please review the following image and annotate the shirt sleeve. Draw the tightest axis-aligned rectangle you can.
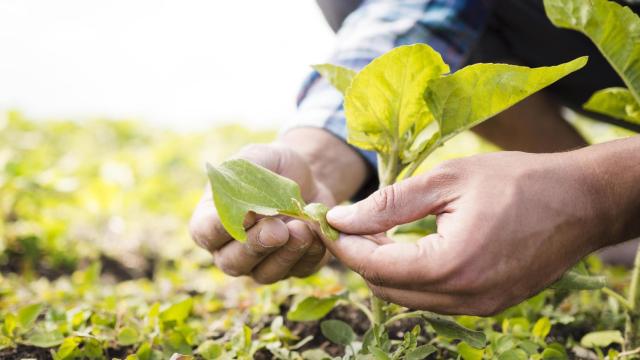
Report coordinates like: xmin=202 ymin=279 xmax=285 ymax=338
xmin=283 ymin=0 xmax=492 ymax=193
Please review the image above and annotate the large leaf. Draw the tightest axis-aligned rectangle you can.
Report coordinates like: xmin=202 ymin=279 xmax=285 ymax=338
xmin=17 ymin=303 xmax=43 ymax=330
xmin=207 ymin=159 xmax=338 ymax=241
xmin=344 ymin=44 xmax=449 ymax=153
xmin=544 ymin=0 xmax=640 ymax=104
xmin=312 ymin=64 xmax=356 ymax=96
xmin=584 ymin=87 xmax=640 ymax=124
xmin=424 ymin=57 xmax=588 ymax=145
xmin=422 ymin=312 xmax=487 ymax=349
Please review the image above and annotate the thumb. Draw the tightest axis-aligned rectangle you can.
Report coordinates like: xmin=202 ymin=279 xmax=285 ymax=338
xmin=327 ymin=173 xmax=451 ymax=235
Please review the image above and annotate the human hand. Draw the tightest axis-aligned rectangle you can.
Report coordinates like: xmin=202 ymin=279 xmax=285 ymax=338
xmin=189 ymin=143 xmax=335 ymax=284
xmin=324 ymin=151 xmax=611 ymax=315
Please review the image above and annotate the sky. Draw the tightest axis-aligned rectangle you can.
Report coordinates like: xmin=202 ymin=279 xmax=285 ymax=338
xmin=0 ymin=0 xmax=336 ymax=130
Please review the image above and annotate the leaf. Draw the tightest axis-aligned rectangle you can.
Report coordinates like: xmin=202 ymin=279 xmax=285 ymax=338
xmin=457 ymin=341 xmax=484 ymax=360
xmin=542 ymin=347 xmax=568 ymax=360
xmin=422 ymin=312 xmax=486 ymax=349
xmin=543 ymin=0 xmax=640 ymax=103
xmin=498 ymin=348 xmax=528 ymax=360
xmin=17 ymin=303 xmax=43 ymax=330
xmin=0 ymin=335 xmax=12 ymax=351
xmin=301 ymin=349 xmax=332 ymax=360
xmin=320 ymin=319 xmax=355 ymax=346
xmin=302 ymin=203 xmax=339 ymax=240
xmin=287 ymin=295 xmax=340 ymax=322
xmin=424 ymin=57 xmax=588 ymax=146
xmin=117 ymin=326 xmax=140 ymax=346
xmin=584 ymin=87 xmax=640 ymax=124
xmin=580 ymin=330 xmax=624 ymax=348
xmin=195 ymin=340 xmax=223 ymax=360
xmin=313 ymin=64 xmax=357 ymax=96
xmin=160 ymin=298 xmax=193 ymax=324
xmin=23 ymin=330 xmax=65 ymax=348
xmin=344 ymin=44 xmax=449 ymax=153
xmin=369 ymin=346 xmax=391 ymax=360
xmin=3 ymin=314 xmax=16 ymax=338
xmin=405 ymin=344 xmax=437 ymax=360
xmin=532 ymin=317 xmax=552 ymax=340
xmin=550 ymin=268 xmax=606 ymax=290
xmin=207 ymin=159 xmax=305 ymax=242
xmin=54 ymin=337 xmax=81 ymax=360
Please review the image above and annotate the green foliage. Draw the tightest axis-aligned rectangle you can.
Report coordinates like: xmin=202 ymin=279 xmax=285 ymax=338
xmin=207 ymin=159 xmax=338 ymax=241
xmin=580 ymin=330 xmax=624 ymax=348
xmin=320 ymin=320 xmax=355 ymax=346
xmin=312 ymin=64 xmax=356 ymax=96
xmin=584 ymin=87 xmax=640 ymax=124
xmin=287 ymin=295 xmax=341 ymax=322
xmin=422 ymin=312 xmax=487 ymax=349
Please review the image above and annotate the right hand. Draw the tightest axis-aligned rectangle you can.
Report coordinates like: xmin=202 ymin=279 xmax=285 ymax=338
xmin=189 ymin=143 xmax=335 ymax=284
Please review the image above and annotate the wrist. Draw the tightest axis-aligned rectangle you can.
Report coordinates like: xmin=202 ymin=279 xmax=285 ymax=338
xmin=572 ymin=136 xmax=640 ymax=246
xmin=277 ymin=127 xmax=371 ymax=202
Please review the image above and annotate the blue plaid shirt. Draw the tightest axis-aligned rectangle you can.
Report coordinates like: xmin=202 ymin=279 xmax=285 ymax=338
xmin=286 ymin=0 xmax=492 ymax=168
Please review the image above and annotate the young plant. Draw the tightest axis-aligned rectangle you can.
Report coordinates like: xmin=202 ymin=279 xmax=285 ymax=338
xmin=207 ymin=43 xmax=588 ymax=356
xmin=544 ymin=0 xmax=640 ymax=352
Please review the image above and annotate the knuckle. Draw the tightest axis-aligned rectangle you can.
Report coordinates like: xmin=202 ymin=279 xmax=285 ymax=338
xmin=215 ymin=259 xmax=244 ymax=277
xmin=371 ymin=184 xmax=399 ymax=213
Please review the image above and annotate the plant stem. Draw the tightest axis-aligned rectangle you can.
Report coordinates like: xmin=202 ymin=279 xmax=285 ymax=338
xmin=624 ymin=244 xmax=640 ymax=351
xmin=602 ymin=287 xmax=633 ymax=311
xmin=384 ymin=310 xmax=426 ymax=327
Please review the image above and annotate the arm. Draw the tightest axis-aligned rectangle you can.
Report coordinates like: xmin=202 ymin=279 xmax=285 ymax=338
xmin=323 ymin=136 xmax=640 ymax=315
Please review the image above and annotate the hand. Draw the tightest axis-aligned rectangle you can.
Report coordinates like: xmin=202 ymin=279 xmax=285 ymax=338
xmin=189 ymin=143 xmax=335 ymax=284
xmin=324 ymin=151 xmax=611 ymax=315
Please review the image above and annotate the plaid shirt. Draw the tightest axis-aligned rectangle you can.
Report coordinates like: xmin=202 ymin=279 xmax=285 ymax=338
xmin=286 ymin=0 xmax=492 ymax=168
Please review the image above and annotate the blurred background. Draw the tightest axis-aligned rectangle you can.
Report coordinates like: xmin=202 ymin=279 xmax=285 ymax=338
xmin=0 ymin=0 xmax=334 ymax=130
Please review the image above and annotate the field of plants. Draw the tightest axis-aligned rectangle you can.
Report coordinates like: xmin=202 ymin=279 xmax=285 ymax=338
xmin=4 ymin=0 xmax=640 ymax=358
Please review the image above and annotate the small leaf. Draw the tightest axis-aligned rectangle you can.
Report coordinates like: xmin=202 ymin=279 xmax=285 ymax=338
xmin=3 ymin=314 xmax=16 ymax=337
xmin=369 ymin=346 xmax=391 ymax=360
xmin=303 ymin=203 xmax=339 ymax=241
xmin=457 ymin=341 xmax=484 ymax=360
xmin=301 ymin=349 xmax=332 ymax=360
xmin=17 ymin=303 xmax=43 ymax=330
xmin=580 ymin=330 xmax=623 ymax=348
xmin=313 ymin=64 xmax=357 ymax=95
xmin=169 ymin=354 xmax=193 ymax=360
xmin=23 ymin=330 xmax=65 ymax=348
xmin=584 ymin=87 xmax=640 ymax=124
xmin=320 ymin=319 xmax=355 ymax=346
xmin=117 ymin=326 xmax=140 ymax=346
xmin=160 ymin=298 xmax=193 ymax=324
xmin=287 ymin=295 xmax=339 ymax=322
xmin=423 ymin=312 xmax=486 ymax=348
xmin=406 ymin=344 xmax=437 ymax=360
xmin=551 ymin=268 xmax=606 ymax=290
xmin=498 ymin=348 xmax=528 ymax=360
xmin=55 ymin=337 xmax=81 ymax=360
xmin=195 ymin=340 xmax=223 ymax=360
xmin=542 ymin=346 xmax=568 ymax=360
xmin=544 ymin=0 xmax=640 ymax=103
xmin=532 ymin=317 xmax=552 ymax=340
xmin=208 ymin=159 xmax=306 ymax=242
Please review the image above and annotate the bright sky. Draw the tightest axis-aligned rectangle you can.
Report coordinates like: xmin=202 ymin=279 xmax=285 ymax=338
xmin=0 ymin=0 xmax=335 ymax=130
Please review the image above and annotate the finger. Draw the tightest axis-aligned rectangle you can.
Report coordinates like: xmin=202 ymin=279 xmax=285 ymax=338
xmin=289 ymin=236 xmax=328 ymax=278
xmin=366 ymin=283 xmax=491 ymax=316
xmin=213 ymin=217 xmax=288 ymax=276
xmin=326 ymin=166 xmax=457 ymax=235
xmin=325 ymin=233 xmax=452 ymax=289
xmin=250 ymin=221 xmax=315 ymax=284
xmin=189 ymin=194 xmax=258 ymax=252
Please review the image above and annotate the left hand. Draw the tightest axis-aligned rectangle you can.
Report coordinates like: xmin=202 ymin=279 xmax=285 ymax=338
xmin=324 ymin=151 xmax=611 ymax=316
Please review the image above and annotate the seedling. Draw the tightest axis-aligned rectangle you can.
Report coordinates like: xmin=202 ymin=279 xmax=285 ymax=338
xmin=208 ymin=42 xmax=592 ymax=355
xmin=545 ymin=0 xmax=640 ymax=352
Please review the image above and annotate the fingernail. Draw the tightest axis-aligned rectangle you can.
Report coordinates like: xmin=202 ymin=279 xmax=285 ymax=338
xmin=327 ymin=205 xmax=354 ymax=223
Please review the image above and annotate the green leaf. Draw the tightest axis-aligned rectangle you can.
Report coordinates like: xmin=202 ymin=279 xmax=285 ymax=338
xmin=3 ymin=313 xmax=16 ymax=338
xmin=160 ymin=298 xmax=193 ymax=324
xmin=344 ymin=44 xmax=449 ymax=154
xmin=207 ymin=159 xmax=305 ymax=242
xmin=532 ymin=317 xmax=552 ymax=340
xmin=0 ymin=335 xmax=13 ymax=351
xmin=424 ymin=57 xmax=588 ymax=146
xmin=313 ymin=64 xmax=357 ymax=96
xmin=543 ymin=0 xmax=640 ymax=104
xmin=23 ymin=330 xmax=65 ymax=348
xmin=54 ymin=337 xmax=81 ymax=360
xmin=320 ymin=319 xmax=355 ymax=346
xmin=542 ymin=347 xmax=568 ymax=360
xmin=369 ymin=346 xmax=391 ymax=360
xmin=287 ymin=295 xmax=339 ymax=322
xmin=457 ymin=341 xmax=484 ymax=360
xmin=17 ymin=303 xmax=43 ymax=329
xmin=117 ymin=326 xmax=141 ymax=346
xmin=580 ymin=330 xmax=624 ymax=348
xmin=422 ymin=312 xmax=486 ymax=349
xmin=551 ymin=268 xmax=606 ymax=290
xmin=303 ymin=203 xmax=339 ymax=241
xmin=498 ymin=348 xmax=528 ymax=360
xmin=195 ymin=340 xmax=223 ymax=360
xmin=405 ymin=344 xmax=437 ymax=360
xmin=584 ymin=87 xmax=640 ymax=124
xmin=301 ymin=349 xmax=332 ymax=360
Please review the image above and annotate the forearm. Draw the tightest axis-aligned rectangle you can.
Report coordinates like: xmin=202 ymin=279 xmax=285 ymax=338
xmin=577 ymin=135 xmax=640 ymax=245
xmin=278 ymin=127 xmax=369 ymax=203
